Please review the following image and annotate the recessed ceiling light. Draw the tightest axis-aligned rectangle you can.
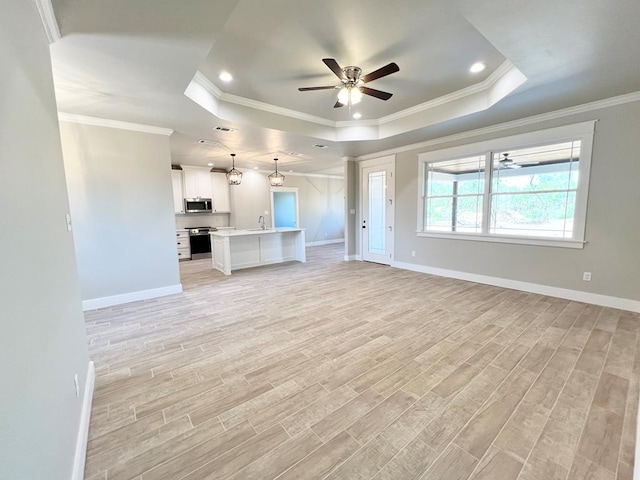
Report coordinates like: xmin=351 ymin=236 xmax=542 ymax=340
xmin=198 ymin=139 xmax=219 ymax=146
xmin=470 ymin=62 xmax=486 ymax=73
xmin=254 ymin=166 xmax=259 ymax=170
xmin=207 ymin=162 xmax=214 ymax=167
xmin=219 ymin=71 xmax=233 ymax=82
xmin=353 ymin=113 xmax=362 ymax=119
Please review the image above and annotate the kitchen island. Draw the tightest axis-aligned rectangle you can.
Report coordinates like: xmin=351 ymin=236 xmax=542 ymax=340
xmin=210 ymin=228 xmax=306 ymax=275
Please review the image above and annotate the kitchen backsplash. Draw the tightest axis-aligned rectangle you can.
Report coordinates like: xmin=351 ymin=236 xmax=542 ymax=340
xmin=175 ymin=213 xmax=231 ymax=230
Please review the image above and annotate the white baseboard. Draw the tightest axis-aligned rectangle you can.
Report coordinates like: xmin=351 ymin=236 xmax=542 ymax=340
xmin=82 ymin=284 xmax=183 ymax=311
xmin=392 ymin=261 xmax=640 ymax=313
xmin=636 ymin=401 xmax=640 ymax=480
xmin=344 ymin=254 xmax=359 ymax=261
xmin=72 ymin=361 xmax=95 ymax=480
xmin=306 ymin=239 xmax=345 ymax=247
xmin=636 ymin=407 xmax=640 ymax=480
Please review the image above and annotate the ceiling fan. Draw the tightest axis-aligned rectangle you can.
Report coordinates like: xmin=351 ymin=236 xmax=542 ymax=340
xmin=298 ymin=58 xmax=399 ymax=108
xmin=497 ymin=153 xmax=522 ymax=169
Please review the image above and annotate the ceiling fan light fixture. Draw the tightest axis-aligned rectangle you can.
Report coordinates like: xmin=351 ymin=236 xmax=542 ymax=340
xmin=337 ymin=86 xmax=362 ymax=105
xmin=226 ymin=153 xmax=243 ymax=185
xmin=268 ymin=158 xmax=285 ymax=186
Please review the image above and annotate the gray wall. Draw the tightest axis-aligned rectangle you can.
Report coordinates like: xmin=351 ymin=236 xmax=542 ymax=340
xmin=344 ymin=159 xmax=357 ymax=256
xmin=392 ymin=101 xmax=640 ymax=302
xmin=229 ymin=170 xmax=345 ymax=243
xmin=60 ymin=123 xmax=181 ymax=302
xmin=0 ymin=3 xmax=90 ymax=479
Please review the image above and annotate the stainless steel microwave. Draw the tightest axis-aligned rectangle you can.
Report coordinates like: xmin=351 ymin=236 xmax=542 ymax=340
xmin=184 ymin=198 xmax=212 ymax=213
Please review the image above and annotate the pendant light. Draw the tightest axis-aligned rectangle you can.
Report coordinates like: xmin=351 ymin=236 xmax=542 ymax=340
xmin=226 ymin=153 xmax=243 ymax=185
xmin=268 ymin=158 xmax=285 ymax=186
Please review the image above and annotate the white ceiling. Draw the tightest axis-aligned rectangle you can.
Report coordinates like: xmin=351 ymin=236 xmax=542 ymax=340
xmin=49 ymin=0 xmax=640 ymax=174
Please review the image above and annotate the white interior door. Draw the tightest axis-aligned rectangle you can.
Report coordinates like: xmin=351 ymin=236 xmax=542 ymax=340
xmin=361 ymin=160 xmax=395 ymax=264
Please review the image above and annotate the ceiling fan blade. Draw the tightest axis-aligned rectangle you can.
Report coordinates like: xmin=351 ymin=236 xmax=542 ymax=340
xmin=322 ymin=58 xmax=344 ymax=80
xmin=361 ymin=62 xmax=399 ymax=83
xmin=360 ymin=86 xmax=393 ymax=101
xmin=298 ymin=86 xmax=338 ymax=91
xmin=334 ymin=100 xmax=344 ymax=108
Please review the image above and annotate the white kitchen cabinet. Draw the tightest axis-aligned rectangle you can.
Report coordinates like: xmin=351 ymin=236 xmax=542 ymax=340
xmin=211 ymin=172 xmax=231 ymax=212
xmin=182 ymin=166 xmax=213 ymax=199
xmin=176 ymin=230 xmax=191 ymax=260
xmin=171 ymin=170 xmax=185 ymax=213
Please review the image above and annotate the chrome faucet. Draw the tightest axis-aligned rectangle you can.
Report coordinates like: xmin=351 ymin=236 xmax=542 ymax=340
xmin=258 ymin=215 xmax=266 ymax=230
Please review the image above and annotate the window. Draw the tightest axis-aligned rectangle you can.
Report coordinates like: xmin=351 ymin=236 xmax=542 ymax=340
xmin=418 ymin=122 xmax=595 ymax=248
xmin=425 ymin=155 xmax=486 ymax=233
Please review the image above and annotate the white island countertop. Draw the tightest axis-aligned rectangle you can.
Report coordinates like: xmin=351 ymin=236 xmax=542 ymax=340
xmin=210 ymin=227 xmax=304 ymax=237
xmin=209 ymin=228 xmax=305 ymax=274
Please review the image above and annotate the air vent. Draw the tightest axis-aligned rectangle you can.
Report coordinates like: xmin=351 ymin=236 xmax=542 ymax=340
xmin=198 ymin=139 xmax=219 ymax=146
xmin=213 ymin=126 xmax=238 ymax=133
xmin=313 ymin=144 xmax=329 ymax=149
xmin=278 ymin=150 xmax=304 ymax=157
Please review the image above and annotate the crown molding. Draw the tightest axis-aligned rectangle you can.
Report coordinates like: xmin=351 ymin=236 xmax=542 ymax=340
xmin=378 ymin=60 xmax=516 ymax=125
xmin=187 ymin=63 xmax=526 ymax=141
xmin=58 ymin=113 xmax=174 ymax=136
xmin=252 ymin=169 xmax=343 ymax=179
xmin=33 ymin=0 xmax=61 ymax=44
xmin=356 ymin=90 xmax=640 ymax=161
xmin=192 ymin=71 xmax=335 ymax=128
xmin=192 ymin=71 xmax=223 ymax=98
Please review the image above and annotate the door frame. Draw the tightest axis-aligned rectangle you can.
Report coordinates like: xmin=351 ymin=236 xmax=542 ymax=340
xmin=270 ymin=186 xmax=299 ymax=228
xmin=359 ymin=155 xmax=396 ymax=265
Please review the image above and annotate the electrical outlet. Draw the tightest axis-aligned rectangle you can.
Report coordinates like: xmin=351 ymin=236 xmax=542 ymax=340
xmin=74 ymin=374 xmax=80 ymax=397
xmin=411 ymin=251 xmax=416 ymax=257
xmin=583 ymin=272 xmax=592 ymax=281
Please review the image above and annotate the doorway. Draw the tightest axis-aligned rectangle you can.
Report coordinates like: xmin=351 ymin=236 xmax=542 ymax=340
xmin=360 ymin=156 xmax=395 ymax=264
xmin=271 ymin=187 xmax=299 ymax=228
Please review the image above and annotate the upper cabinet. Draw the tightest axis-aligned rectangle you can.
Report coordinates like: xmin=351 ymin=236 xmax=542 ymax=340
xmin=173 ymin=166 xmax=231 ymax=214
xmin=211 ymin=172 xmax=231 ymax=212
xmin=182 ymin=166 xmax=214 ymax=199
xmin=171 ymin=170 xmax=185 ymax=214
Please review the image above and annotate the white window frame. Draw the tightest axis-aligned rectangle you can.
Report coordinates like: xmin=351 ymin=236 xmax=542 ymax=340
xmin=417 ymin=121 xmax=596 ymax=249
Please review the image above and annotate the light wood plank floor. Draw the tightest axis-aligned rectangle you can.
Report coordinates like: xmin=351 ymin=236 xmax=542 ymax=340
xmin=84 ymin=244 xmax=640 ymax=480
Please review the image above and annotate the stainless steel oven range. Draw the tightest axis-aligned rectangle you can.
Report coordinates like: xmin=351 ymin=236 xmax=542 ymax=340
xmin=187 ymin=226 xmax=217 ymax=259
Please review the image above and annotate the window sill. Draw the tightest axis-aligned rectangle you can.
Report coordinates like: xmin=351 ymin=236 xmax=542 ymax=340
xmin=416 ymin=231 xmax=586 ymax=249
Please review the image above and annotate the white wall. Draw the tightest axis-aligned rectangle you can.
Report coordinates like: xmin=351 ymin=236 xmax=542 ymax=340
xmin=60 ymin=122 xmax=181 ymax=305
xmin=0 ymin=3 xmax=91 ymax=479
xmin=175 ymin=212 xmax=230 ymax=230
xmin=228 ymin=170 xmax=345 ymax=243
xmin=391 ymin=100 xmax=640 ymax=306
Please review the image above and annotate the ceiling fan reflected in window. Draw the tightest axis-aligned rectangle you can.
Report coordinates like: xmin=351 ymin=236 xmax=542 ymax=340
xmin=498 ymin=153 xmax=522 ymax=169
xmin=298 ymin=58 xmax=399 ymax=108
